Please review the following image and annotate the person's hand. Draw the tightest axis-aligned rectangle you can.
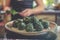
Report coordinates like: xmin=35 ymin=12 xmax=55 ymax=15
xmin=3 ymin=7 xmax=11 ymax=11
xmin=19 ymin=9 xmax=33 ymax=17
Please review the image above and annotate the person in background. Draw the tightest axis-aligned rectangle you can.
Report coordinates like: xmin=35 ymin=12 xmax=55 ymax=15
xmin=4 ymin=0 xmax=44 ymax=19
xmin=4 ymin=0 xmax=57 ymax=40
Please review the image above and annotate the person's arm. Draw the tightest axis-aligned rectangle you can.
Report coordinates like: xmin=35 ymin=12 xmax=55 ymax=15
xmin=20 ymin=0 xmax=44 ymax=17
xmin=32 ymin=0 xmax=44 ymax=14
xmin=3 ymin=0 xmax=11 ymax=11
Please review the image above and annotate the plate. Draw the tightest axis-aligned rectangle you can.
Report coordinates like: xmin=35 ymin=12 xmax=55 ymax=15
xmin=5 ymin=21 xmax=57 ymax=36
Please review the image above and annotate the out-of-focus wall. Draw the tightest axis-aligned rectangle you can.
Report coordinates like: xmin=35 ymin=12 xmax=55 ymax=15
xmin=0 ymin=0 xmax=6 ymax=7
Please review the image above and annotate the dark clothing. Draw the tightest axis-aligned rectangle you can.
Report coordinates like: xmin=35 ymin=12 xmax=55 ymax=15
xmin=10 ymin=0 xmax=33 ymax=20
xmin=6 ymin=29 xmax=57 ymax=40
xmin=10 ymin=0 xmax=33 ymax=12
